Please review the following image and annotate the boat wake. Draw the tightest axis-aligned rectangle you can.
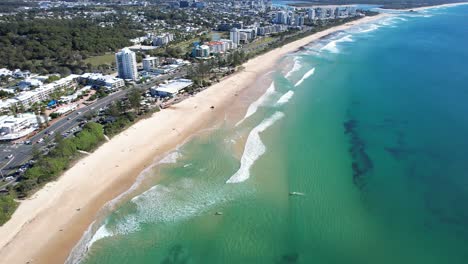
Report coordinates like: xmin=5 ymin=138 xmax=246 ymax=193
xmin=227 ymin=111 xmax=285 ymax=183
xmin=294 ymin=68 xmax=315 ymax=87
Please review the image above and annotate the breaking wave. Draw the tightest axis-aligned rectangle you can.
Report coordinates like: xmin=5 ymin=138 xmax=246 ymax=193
xmin=285 ymin=57 xmax=302 ymax=79
xmin=295 ymin=68 xmax=315 ymax=87
xmin=320 ymin=34 xmax=354 ymax=53
xmin=276 ymin=91 xmax=295 ymax=106
xmin=227 ymin=112 xmax=285 ymax=183
xmin=236 ymin=82 xmax=276 ymax=126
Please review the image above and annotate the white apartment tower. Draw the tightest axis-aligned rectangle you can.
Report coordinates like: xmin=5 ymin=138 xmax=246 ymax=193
xmin=230 ymin=28 xmax=240 ymax=45
xmin=115 ymin=48 xmax=138 ymax=81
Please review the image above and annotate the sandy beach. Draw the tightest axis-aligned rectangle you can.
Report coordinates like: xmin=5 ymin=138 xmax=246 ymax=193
xmin=0 ymin=14 xmax=388 ymax=264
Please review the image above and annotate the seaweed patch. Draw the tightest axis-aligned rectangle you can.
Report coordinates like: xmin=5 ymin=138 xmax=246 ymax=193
xmin=344 ymin=119 xmax=373 ymax=189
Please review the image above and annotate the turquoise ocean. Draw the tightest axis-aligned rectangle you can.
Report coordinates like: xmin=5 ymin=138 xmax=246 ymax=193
xmin=69 ymin=5 xmax=468 ymax=264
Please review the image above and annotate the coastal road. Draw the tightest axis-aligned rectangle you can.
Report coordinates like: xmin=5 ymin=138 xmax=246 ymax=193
xmin=0 ymin=68 xmax=188 ymax=185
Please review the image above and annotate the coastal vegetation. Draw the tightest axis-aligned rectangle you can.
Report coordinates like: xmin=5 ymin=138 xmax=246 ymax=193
xmin=0 ymin=16 xmax=141 ymax=75
xmin=13 ymin=122 xmax=105 ymax=198
xmin=0 ymin=195 xmax=17 ymax=225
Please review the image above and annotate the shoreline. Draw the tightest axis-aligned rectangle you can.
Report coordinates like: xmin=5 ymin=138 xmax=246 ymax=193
xmin=0 ymin=13 xmax=389 ymax=264
xmin=401 ymin=2 xmax=468 ymax=11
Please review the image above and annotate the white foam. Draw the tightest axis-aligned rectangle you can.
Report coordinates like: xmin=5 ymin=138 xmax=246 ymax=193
xmin=320 ymin=34 xmax=353 ymax=54
xmin=356 ymin=24 xmax=381 ymax=33
xmin=236 ymin=82 xmax=276 ymax=126
xmin=158 ymin=151 xmax=181 ymax=164
xmin=86 ymin=224 xmax=113 ymax=249
xmin=285 ymin=57 xmax=302 ymax=78
xmin=227 ymin=111 xmax=285 ymax=183
xmin=294 ymin=68 xmax=315 ymax=87
xmin=276 ymin=91 xmax=295 ymax=106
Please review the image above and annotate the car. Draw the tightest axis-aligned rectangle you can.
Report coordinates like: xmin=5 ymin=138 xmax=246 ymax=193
xmin=25 ymin=140 xmax=32 ymax=145
xmin=77 ymin=111 xmax=82 ymax=115
xmin=37 ymin=138 xmax=44 ymax=143
xmin=67 ymin=117 xmax=72 ymax=120
xmin=6 ymin=154 xmax=13 ymax=159
xmin=5 ymin=176 xmax=14 ymax=181
xmin=48 ymin=131 xmax=54 ymax=135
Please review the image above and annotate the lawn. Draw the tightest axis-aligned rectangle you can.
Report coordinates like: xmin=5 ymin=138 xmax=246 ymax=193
xmin=84 ymin=53 xmax=115 ymax=66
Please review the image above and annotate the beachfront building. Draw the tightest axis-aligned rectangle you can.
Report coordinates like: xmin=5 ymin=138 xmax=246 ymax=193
xmin=307 ymin=8 xmax=315 ymax=20
xmin=230 ymin=28 xmax=240 ymax=45
xmin=207 ymin=41 xmax=227 ymax=54
xmin=149 ymin=79 xmax=193 ymax=97
xmin=257 ymin=24 xmax=288 ymax=36
xmin=143 ymin=56 xmax=160 ymax=72
xmin=0 ymin=113 xmax=39 ymax=141
xmin=275 ymin=11 xmax=287 ymax=24
xmin=239 ymin=28 xmax=257 ymax=41
xmin=80 ymin=73 xmax=125 ymax=91
xmin=296 ymin=16 xmax=305 ymax=27
xmin=115 ymin=48 xmax=139 ymax=81
xmin=192 ymin=45 xmax=210 ymax=58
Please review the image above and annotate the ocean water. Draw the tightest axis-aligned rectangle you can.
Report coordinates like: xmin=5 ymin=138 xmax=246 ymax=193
xmin=72 ymin=6 xmax=468 ymax=264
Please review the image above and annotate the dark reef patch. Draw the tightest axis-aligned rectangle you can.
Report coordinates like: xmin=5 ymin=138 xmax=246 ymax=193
xmin=161 ymin=244 xmax=190 ymax=264
xmin=343 ymin=119 xmax=373 ymax=189
xmin=278 ymin=253 xmax=299 ymax=263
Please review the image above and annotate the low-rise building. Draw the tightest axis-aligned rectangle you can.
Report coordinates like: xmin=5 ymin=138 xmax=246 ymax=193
xmin=80 ymin=73 xmax=125 ymax=91
xmin=153 ymin=33 xmax=175 ymax=46
xmin=0 ymin=113 xmax=39 ymax=141
xmin=143 ymin=56 xmax=160 ymax=72
xmin=150 ymin=79 xmax=193 ymax=97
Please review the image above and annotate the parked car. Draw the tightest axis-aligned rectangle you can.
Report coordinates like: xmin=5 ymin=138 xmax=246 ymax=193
xmin=6 ymin=154 xmax=13 ymax=159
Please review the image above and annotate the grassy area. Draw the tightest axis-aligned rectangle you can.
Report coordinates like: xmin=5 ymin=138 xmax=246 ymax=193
xmin=245 ymin=36 xmax=276 ymax=50
xmin=84 ymin=53 xmax=115 ymax=66
xmin=0 ymin=195 xmax=18 ymax=225
xmin=210 ymin=31 xmax=229 ymax=40
xmin=171 ymin=37 xmax=199 ymax=54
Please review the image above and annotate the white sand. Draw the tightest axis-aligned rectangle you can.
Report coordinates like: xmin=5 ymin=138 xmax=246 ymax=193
xmin=0 ymin=14 xmax=389 ymax=264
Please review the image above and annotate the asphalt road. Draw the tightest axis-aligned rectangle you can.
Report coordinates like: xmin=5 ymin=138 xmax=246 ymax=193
xmin=0 ymin=68 xmax=187 ymax=186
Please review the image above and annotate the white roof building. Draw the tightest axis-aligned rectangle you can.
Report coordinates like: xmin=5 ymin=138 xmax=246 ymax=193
xmin=150 ymin=79 xmax=193 ymax=97
xmin=0 ymin=113 xmax=39 ymax=141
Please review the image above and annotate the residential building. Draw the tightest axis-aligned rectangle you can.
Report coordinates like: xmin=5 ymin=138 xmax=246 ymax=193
xmin=192 ymin=45 xmax=210 ymax=58
xmin=143 ymin=56 xmax=160 ymax=72
xmin=0 ymin=113 xmax=39 ymax=141
xmin=80 ymin=73 xmax=125 ymax=91
xmin=115 ymin=48 xmax=139 ymax=81
xmin=230 ymin=28 xmax=240 ymax=45
xmin=207 ymin=41 xmax=227 ymax=54
xmin=152 ymin=33 xmax=174 ymax=46
xmin=307 ymin=8 xmax=315 ymax=20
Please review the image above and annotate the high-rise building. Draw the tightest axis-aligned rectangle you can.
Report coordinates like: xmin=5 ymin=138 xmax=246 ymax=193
xmin=230 ymin=28 xmax=240 ymax=45
xmin=274 ymin=11 xmax=287 ymax=24
xmin=296 ymin=16 xmax=305 ymax=27
xmin=115 ymin=48 xmax=138 ymax=81
xmin=307 ymin=8 xmax=315 ymax=20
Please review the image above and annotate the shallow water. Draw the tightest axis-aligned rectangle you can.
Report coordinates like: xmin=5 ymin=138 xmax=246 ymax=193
xmin=74 ymin=5 xmax=468 ymax=264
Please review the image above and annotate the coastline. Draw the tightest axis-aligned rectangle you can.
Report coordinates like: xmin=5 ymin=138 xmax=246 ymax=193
xmin=0 ymin=14 xmax=388 ymax=264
